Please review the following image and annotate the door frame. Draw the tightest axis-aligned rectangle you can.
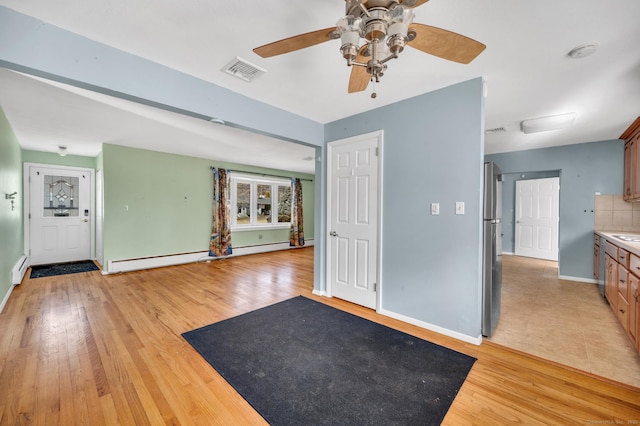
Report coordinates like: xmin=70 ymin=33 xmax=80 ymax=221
xmin=325 ymin=130 xmax=384 ymax=311
xmin=23 ymin=162 xmax=96 ymax=265
xmin=514 ymin=176 xmax=560 ymax=261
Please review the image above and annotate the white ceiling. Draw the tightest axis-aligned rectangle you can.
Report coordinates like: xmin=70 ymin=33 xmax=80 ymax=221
xmin=0 ymin=0 xmax=639 ymax=173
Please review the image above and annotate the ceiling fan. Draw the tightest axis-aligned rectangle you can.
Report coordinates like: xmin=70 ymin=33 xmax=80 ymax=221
xmin=253 ymin=0 xmax=486 ymax=97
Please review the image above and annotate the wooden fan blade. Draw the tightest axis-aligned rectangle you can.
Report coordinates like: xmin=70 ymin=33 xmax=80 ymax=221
xmin=348 ymin=47 xmax=371 ymax=93
xmin=408 ymin=23 xmax=486 ymax=64
xmin=253 ymin=27 xmax=337 ymax=58
xmin=407 ymin=0 xmax=430 ymax=8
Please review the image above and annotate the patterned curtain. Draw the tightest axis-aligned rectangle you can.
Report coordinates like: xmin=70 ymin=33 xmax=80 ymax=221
xmin=290 ymin=178 xmax=305 ymax=247
xmin=209 ymin=168 xmax=233 ymax=257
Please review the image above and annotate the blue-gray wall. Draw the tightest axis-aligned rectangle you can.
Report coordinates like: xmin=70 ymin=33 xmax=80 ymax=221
xmin=486 ymin=139 xmax=624 ymax=280
xmin=0 ymin=6 xmax=323 ymax=147
xmin=326 ymin=78 xmax=485 ymax=339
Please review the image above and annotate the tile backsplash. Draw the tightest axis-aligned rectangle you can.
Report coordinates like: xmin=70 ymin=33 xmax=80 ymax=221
xmin=594 ymin=194 xmax=640 ymax=233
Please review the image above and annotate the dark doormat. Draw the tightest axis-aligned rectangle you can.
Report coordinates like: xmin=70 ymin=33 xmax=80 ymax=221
xmin=30 ymin=260 xmax=99 ymax=278
xmin=182 ymin=296 xmax=476 ymax=426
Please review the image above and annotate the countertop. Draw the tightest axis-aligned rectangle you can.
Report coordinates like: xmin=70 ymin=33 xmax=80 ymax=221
xmin=595 ymin=231 xmax=640 ymax=257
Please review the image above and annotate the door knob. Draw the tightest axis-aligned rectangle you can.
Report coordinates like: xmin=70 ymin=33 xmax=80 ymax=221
xmin=82 ymin=219 xmax=88 ymax=223
xmin=329 ymin=231 xmax=338 ymax=237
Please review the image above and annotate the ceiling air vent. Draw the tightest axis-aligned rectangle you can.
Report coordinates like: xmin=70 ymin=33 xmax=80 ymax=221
xmin=485 ymin=126 xmax=507 ymax=135
xmin=222 ymin=57 xmax=266 ymax=82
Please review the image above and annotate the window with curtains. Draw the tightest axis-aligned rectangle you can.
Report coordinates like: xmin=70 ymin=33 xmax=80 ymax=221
xmin=230 ymin=175 xmax=292 ymax=230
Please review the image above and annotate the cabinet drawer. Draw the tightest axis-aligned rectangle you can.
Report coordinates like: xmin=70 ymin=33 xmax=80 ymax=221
xmin=618 ymin=248 xmax=630 ymax=268
xmin=630 ymin=253 xmax=640 ymax=277
xmin=617 ymin=292 xmax=629 ymax=332
xmin=618 ymin=264 xmax=629 ymax=299
xmin=605 ymin=241 xmax=619 ymax=259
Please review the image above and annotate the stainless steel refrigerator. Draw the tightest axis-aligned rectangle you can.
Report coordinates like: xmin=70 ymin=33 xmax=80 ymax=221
xmin=482 ymin=162 xmax=503 ymax=337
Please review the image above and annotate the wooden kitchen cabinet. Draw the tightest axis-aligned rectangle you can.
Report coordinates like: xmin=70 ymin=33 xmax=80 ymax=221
xmin=621 ymin=117 xmax=640 ymax=201
xmin=605 ymin=254 xmax=617 ymax=310
xmin=617 ymin=264 xmax=629 ymax=332
xmin=628 ymin=273 xmax=638 ymax=350
xmin=593 ymin=234 xmax=600 ymax=282
xmin=602 ymin=238 xmax=640 ymax=354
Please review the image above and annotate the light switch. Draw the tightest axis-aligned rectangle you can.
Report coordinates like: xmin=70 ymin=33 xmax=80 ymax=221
xmin=455 ymin=202 xmax=465 ymax=215
xmin=431 ymin=203 xmax=440 ymax=215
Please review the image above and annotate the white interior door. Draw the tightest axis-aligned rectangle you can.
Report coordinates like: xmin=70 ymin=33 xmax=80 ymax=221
xmin=515 ymin=177 xmax=560 ymax=261
xmin=28 ymin=165 xmax=93 ymax=265
xmin=327 ymin=131 xmax=381 ymax=310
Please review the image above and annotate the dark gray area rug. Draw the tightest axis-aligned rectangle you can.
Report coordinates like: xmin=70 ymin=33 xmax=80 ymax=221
xmin=29 ymin=260 xmax=99 ymax=278
xmin=182 ymin=296 xmax=476 ymax=425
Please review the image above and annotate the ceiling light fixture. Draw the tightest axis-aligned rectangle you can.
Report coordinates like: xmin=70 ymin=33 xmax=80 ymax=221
xmin=521 ymin=113 xmax=576 ymax=134
xmin=57 ymin=145 xmax=68 ymax=156
xmin=209 ymin=118 xmax=226 ymax=125
xmin=567 ymin=43 xmax=599 ymax=59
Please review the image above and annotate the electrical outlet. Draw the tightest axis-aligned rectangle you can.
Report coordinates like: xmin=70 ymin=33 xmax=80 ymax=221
xmin=431 ymin=203 xmax=440 ymax=215
xmin=455 ymin=202 xmax=465 ymax=215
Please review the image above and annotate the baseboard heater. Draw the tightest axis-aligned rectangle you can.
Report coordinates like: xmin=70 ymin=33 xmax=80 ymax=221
xmin=107 ymin=251 xmax=210 ymax=274
xmin=106 ymin=239 xmax=314 ymax=274
xmin=12 ymin=255 xmax=29 ymax=285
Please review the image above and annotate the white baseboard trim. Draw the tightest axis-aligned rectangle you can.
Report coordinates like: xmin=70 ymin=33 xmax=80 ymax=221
xmin=379 ymin=308 xmax=482 ymax=346
xmin=502 ymin=251 xmax=514 ymax=256
xmin=105 ymin=239 xmax=315 ymax=274
xmin=12 ymin=254 xmax=29 ymax=285
xmin=558 ymin=275 xmax=597 ymax=284
xmin=312 ymin=289 xmax=327 ymax=297
xmin=0 ymin=283 xmax=15 ymax=314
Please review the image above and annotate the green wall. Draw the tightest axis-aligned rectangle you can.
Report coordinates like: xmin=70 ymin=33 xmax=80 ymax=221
xmin=102 ymin=144 xmax=314 ymax=268
xmin=0 ymin=107 xmax=23 ymax=307
xmin=22 ymin=149 xmax=97 ymax=169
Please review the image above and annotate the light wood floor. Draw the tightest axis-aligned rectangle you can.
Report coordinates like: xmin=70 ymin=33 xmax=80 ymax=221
xmin=489 ymin=255 xmax=640 ymax=388
xmin=0 ymin=247 xmax=638 ymax=425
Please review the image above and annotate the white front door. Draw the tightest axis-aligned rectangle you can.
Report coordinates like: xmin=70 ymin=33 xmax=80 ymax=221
xmin=28 ymin=165 xmax=93 ymax=265
xmin=515 ymin=177 xmax=560 ymax=261
xmin=327 ymin=131 xmax=381 ymax=309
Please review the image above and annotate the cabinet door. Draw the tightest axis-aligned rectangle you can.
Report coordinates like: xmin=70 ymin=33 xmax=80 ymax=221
xmin=617 ymin=266 xmax=629 ymax=331
xmin=624 ymin=141 xmax=632 ymax=201
xmin=617 ymin=292 xmax=629 ymax=332
xmin=618 ymin=264 xmax=629 ymax=298
xmin=634 ymin=134 xmax=640 ymax=200
xmin=605 ymin=254 xmax=617 ymax=311
xmin=629 ymin=274 xmax=638 ymax=348
xmin=594 ymin=242 xmax=600 ymax=280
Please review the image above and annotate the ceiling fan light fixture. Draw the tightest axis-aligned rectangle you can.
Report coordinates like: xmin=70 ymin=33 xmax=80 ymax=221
xmin=337 ymin=15 xmax=362 ymax=62
xmin=253 ymin=0 xmax=486 ymax=95
xmin=521 ymin=113 xmax=576 ymax=134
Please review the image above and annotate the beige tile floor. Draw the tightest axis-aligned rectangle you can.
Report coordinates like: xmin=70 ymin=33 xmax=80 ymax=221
xmin=488 ymin=255 xmax=640 ymax=388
